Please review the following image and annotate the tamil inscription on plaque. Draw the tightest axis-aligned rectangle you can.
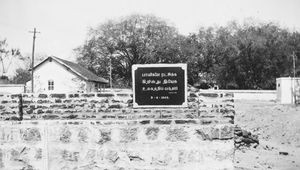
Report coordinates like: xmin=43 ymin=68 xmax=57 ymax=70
xmin=132 ymin=64 xmax=187 ymax=107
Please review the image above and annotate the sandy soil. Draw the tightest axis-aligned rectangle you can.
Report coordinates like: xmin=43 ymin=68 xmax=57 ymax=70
xmin=234 ymin=100 xmax=300 ymax=170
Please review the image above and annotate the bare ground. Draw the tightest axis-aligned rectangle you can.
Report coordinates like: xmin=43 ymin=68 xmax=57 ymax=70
xmin=234 ymin=100 xmax=300 ymax=170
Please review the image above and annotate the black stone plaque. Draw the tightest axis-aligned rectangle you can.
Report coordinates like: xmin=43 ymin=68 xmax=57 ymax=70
xmin=132 ymin=64 xmax=187 ymax=107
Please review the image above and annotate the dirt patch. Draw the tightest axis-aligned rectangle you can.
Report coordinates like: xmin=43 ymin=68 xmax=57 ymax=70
xmin=234 ymin=100 xmax=300 ymax=170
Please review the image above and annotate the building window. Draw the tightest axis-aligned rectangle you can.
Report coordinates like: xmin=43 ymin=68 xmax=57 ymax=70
xmin=48 ymin=80 xmax=54 ymax=90
xmin=95 ymin=83 xmax=98 ymax=90
xmin=95 ymin=83 xmax=100 ymax=92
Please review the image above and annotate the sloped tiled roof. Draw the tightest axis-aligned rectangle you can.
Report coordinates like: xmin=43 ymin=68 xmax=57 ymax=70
xmin=33 ymin=56 xmax=108 ymax=84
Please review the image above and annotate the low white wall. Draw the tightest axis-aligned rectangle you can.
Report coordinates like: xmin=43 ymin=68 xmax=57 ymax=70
xmin=0 ymin=84 xmax=25 ymax=94
xmin=200 ymin=89 xmax=276 ymax=101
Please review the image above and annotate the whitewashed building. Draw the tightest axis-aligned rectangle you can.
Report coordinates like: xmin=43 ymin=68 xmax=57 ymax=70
xmin=276 ymin=77 xmax=300 ymax=104
xmin=26 ymin=56 xmax=108 ymax=93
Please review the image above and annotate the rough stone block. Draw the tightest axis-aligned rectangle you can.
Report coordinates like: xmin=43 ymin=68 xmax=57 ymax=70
xmin=11 ymin=100 xmax=18 ymax=103
xmin=178 ymin=149 xmax=188 ymax=163
xmin=151 ymin=149 xmax=172 ymax=166
xmin=42 ymin=114 xmax=59 ymax=120
xmin=195 ymin=128 xmax=211 ymax=140
xmin=36 ymin=109 xmax=44 ymax=114
xmin=68 ymin=94 xmax=79 ymax=98
xmin=23 ymin=100 xmax=32 ymax=104
xmin=139 ymin=120 xmax=150 ymax=124
xmin=63 ymin=99 xmax=72 ymax=103
xmin=189 ymin=92 xmax=198 ymax=97
xmin=224 ymin=93 xmax=234 ymax=97
xmin=105 ymin=150 xmax=119 ymax=163
xmin=97 ymin=93 xmax=114 ymax=97
xmin=1 ymin=111 xmax=14 ymax=116
xmin=22 ymin=94 xmax=29 ymax=98
xmin=154 ymin=120 xmax=172 ymax=124
xmin=210 ymin=127 xmax=220 ymax=139
xmin=120 ymin=128 xmax=138 ymax=143
xmin=108 ymin=104 xmax=122 ymax=109
xmin=199 ymin=93 xmax=219 ymax=97
xmin=127 ymin=99 xmax=133 ymax=104
xmin=75 ymin=103 xmax=84 ymax=107
xmin=84 ymin=149 xmax=96 ymax=161
xmin=200 ymin=119 xmax=213 ymax=125
xmin=34 ymin=148 xmax=42 ymax=160
xmin=80 ymin=99 xmax=88 ymax=102
xmin=127 ymin=151 xmax=144 ymax=162
xmin=10 ymin=94 xmax=20 ymax=99
xmin=188 ymin=97 xmax=197 ymax=102
xmin=220 ymin=125 xmax=234 ymax=139
xmin=81 ymin=93 xmax=95 ymax=97
xmin=36 ymin=105 xmax=48 ymax=109
xmin=1 ymin=100 xmax=9 ymax=104
xmin=61 ymin=150 xmax=79 ymax=162
xmin=117 ymin=93 xmax=129 ymax=97
xmin=21 ymin=128 xmax=41 ymax=142
xmin=55 ymin=99 xmax=62 ymax=103
xmin=97 ymin=129 xmax=111 ymax=144
xmin=90 ymin=100 xmax=99 ymax=103
xmin=117 ymin=115 xmax=126 ymax=119
xmin=78 ymin=127 xmax=89 ymax=143
xmin=161 ymin=114 xmax=173 ymax=119
xmin=175 ymin=120 xmax=197 ymax=124
xmin=166 ymin=127 xmax=189 ymax=142
xmin=38 ymin=94 xmax=48 ymax=98
xmin=50 ymin=93 xmax=66 ymax=99
xmin=59 ymin=127 xmax=72 ymax=143
xmin=62 ymin=114 xmax=78 ymax=119
xmin=145 ymin=127 xmax=159 ymax=140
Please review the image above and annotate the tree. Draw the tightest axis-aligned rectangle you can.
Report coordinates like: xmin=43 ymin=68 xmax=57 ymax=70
xmin=11 ymin=68 xmax=31 ymax=84
xmin=0 ymin=39 xmax=23 ymax=78
xmin=75 ymin=14 xmax=180 ymax=87
xmin=10 ymin=53 xmax=47 ymax=84
xmin=76 ymin=15 xmax=300 ymax=90
xmin=187 ymin=20 xmax=300 ymax=89
xmin=210 ymin=21 xmax=300 ymax=89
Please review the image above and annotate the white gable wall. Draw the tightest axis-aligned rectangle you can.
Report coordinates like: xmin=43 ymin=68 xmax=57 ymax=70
xmin=33 ymin=60 xmax=89 ymax=93
xmin=276 ymin=77 xmax=300 ymax=104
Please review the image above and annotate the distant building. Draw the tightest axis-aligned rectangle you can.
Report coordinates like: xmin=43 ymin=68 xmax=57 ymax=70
xmin=0 ymin=76 xmax=25 ymax=94
xmin=0 ymin=84 xmax=25 ymax=94
xmin=26 ymin=56 xmax=108 ymax=93
xmin=276 ymin=77 xmax=300 ymax=104
xmin=0 ymin=76 xmax=10 ymax=84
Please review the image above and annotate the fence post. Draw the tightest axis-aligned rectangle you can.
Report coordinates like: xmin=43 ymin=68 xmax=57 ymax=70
xmin=18 ymin=94 xmax=23 ymax=121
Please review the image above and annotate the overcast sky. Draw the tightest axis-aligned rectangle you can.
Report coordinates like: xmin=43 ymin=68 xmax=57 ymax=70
xmin=1 ymin=0 xmax=300 ymax=63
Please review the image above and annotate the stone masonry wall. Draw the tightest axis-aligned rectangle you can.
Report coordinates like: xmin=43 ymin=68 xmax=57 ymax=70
xmin=0 ymin=89 xmax=235 ymax=170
